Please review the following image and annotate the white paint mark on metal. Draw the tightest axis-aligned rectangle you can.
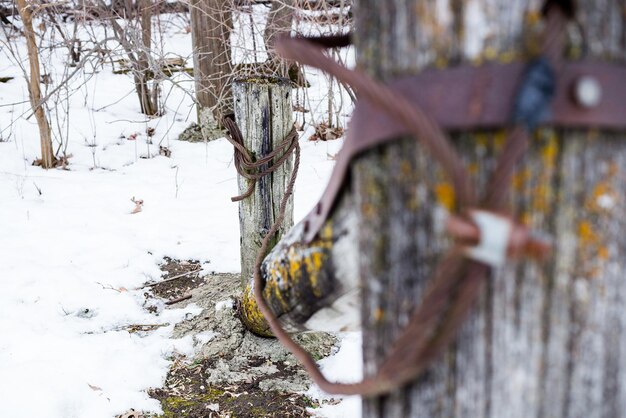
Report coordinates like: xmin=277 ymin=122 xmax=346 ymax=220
xmin=464 ymin=210 xmax=512 ymax=267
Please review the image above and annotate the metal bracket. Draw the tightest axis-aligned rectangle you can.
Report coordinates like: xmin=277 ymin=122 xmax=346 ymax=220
xmin=302 ymin=60 xmax=626 ymax=243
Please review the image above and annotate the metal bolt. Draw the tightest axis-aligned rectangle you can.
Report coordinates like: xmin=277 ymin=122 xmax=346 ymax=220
xmin=573 ymin=76 xmax=602 ymax=109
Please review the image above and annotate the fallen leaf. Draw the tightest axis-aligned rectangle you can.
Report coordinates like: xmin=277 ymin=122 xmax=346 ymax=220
xmin=131 ymin=197 xmax=144 ymax=214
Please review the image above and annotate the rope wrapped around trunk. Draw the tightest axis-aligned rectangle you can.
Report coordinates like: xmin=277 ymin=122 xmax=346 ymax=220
xmin=223 ymin=114 xmax=299 ymax=202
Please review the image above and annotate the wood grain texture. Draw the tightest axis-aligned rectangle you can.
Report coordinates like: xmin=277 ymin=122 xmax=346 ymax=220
xmin=352 ymin=0 xmax=626 ymax=416
xmin=233 ymin=78 xmax=294 ymax=286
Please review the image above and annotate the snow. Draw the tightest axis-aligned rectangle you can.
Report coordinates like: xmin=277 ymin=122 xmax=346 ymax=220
xmin=308 ymin=332 xmax=363 ymax=417
xmin=215 ymin=299 xmax=234 ymax=311
xmin=194 ymin=331 xmax=219 ymax=346
xmin=0 ymin=9 xmax=360 ymax=418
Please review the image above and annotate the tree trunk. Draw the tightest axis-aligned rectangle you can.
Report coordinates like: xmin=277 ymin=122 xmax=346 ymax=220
xmin=102 ymin=0 xmax=160 ymax=116
xmin=352 ymin=1 xmax=626 ymax=417
xmin=139 ymin=0 xmax=151 ymax=49
xmin=261 ymin=1 xmax=309 ymax=86
xmin=16 ymin=0 xmax=55 ymax=168
xmin=233 ymin=77 xmax=294 ymax=286
xmin=135 ymin=0 xmax=158 ymax=116
xmin=264 ymin=1 xmax=293 ymax=50
xmin=263 ymin=1 xmax=293 ymax=77
xmin=190 ymin=0 xmax=233 ymax=139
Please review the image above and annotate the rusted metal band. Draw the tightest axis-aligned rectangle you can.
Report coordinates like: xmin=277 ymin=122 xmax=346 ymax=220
xmin=299 ymin=60 xmax=626 ymax=242
xmin=355 ymin=61 xmax=626 ymax=132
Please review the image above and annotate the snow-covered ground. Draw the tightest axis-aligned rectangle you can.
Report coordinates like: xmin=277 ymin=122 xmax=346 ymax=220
xmin=0 ymin=9 xmax=360 ymax=418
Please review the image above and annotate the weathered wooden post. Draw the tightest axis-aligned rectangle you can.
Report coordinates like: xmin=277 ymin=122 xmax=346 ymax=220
xmin=352 ymin=1 xmax=626 ymax=417
xmin=233 ymin=77 xmax=294 ymax=286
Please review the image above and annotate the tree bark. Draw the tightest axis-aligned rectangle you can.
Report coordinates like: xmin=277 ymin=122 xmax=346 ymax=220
xmin=240 ymin=191 xmax=359 ymax=337
xmin=261 ymin=1 xmax=310 ymax=86
xmin=264 ymin=1 xmax=293 ymax=51
xmin=352 ymin=1 xmax=626 ymax=417
xmin=190 ymin=0 xmax=233 ymax=139
xmin=102 ymin=0 xmax=160 ymax=116
xmin=263 ymin=0 xmax=293 ymax=77
xmin=233 ymin=77 xmax=294 ymax=286
xmin=16 ymin=0 xmax=55 ymax=168
xmin=135 ymin=0 xmax=159 ymax=116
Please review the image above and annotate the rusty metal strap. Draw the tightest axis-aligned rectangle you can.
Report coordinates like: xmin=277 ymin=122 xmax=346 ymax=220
xmin=293 ymin=56 xmax=626 ymax=243
xmin=354 ymin=61 xmax=626 ymax=132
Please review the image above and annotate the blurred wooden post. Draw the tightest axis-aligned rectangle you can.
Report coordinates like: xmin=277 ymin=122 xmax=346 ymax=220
xmin=352 ymin=1 xmax=626 ymax=417
xmin=233 ymin=77 xmax=294 ymax=285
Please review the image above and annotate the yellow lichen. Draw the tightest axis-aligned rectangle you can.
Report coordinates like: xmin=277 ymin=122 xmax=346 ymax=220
xmin=474 ymin=133 xmax=490 ymax=148
xmin=528 ymin=131 xmax=559 ymax=215
xmin=288 ymin=247 xmax=302 ymax=280
xmin=258 ymin=257 xmax=292 ymax=314
xmin=512 ymin=168 xmax=531 ymax=192
xmin=598 ymin=246 xmax=610 ymax=260
xmin=435 ymin=56 xmax=449 ymax=69
xmin=373 ymin=307 xmax=384 ymax=323
xmin=576 ymin=218 xmax=609 ymax=279
xmin=540 ymin=131 xmax=559 ymax=170
xmin=524 ymin=10 xmax=542 ymax=26
xmin=241 ymin=284 xmax=272 ymax=337
xmin=587 ymin=181 xmax=618 ymax=213
xmin=578 ymin=220 xmax=597 ymax=246
xmin=493 ymin=130 xmax=507 ymax=149
xmin=483 ymin=46 xmax=498 ymax=60
xmin=435 ymin=182 xmax=455 ymax=211
xmin=532 ymin=183 xmax=549 ymax=213
xmin=498 ymin=49 xmax=518 ymax=64
xmin=304 ymin=249 xmax=325 ymax=298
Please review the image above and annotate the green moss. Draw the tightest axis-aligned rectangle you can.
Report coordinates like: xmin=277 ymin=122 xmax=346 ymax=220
xmin=160 ymin=389 xmax=225 ymax=418
xmin=163 ymin=388 xmax=316 ymax=417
